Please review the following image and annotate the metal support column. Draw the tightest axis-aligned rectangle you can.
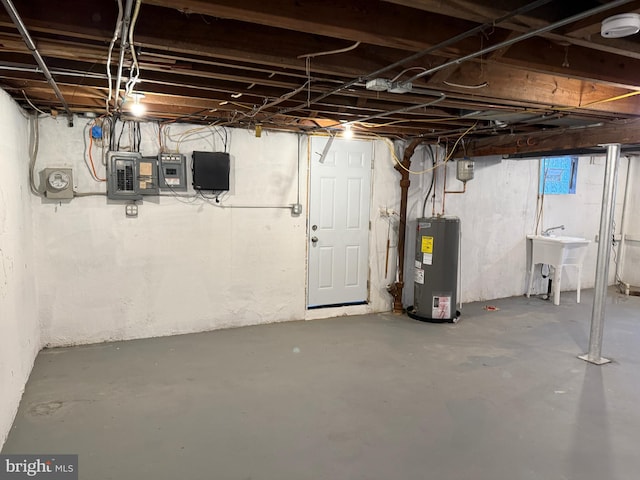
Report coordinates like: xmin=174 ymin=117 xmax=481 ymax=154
xmin=579 ymin=143 xmax=620 ymax=365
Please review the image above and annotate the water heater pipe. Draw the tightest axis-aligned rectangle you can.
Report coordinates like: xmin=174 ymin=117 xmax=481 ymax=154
xmin=441 ymin=162 xmax=467 ymax=215
xmin=388 ymin=138 xmax=426 ymax=314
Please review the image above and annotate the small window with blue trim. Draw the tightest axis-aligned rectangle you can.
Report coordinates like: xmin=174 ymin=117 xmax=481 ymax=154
xmin=539 ymin=156 xmax=578 ymax=195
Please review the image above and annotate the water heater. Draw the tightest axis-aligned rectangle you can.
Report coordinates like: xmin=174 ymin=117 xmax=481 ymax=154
xmin=408 ymin=216 xmax=460 ymax=323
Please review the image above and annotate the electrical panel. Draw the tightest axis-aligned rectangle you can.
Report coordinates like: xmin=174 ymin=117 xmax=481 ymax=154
xmin=107 ymin=151 xmax=158 ymax=200
xmin=192 ymin=151 xmax=230 ymax=191
xmin=107 ymin=151 xmax=142 ymax=200
xmin=158 ymin=153 xmax=187 ymax=191
xmin=41 ymin=168 xmax=74 ymax=199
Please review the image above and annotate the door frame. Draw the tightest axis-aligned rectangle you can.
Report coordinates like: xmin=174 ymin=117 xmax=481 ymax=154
xmin=305 ymin=135 xmax=374 ymax=310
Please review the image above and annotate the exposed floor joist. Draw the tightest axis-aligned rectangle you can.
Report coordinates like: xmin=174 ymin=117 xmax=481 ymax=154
xmin=2 ymin=0 xmax=640 ymax=152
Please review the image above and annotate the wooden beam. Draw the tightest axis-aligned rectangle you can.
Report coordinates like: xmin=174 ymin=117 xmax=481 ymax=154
xmin=438 ymin=62 xmax=640 ymax=117
xmin=424 ymin=63 xmax=459 ymax=87
xmin=464 ymin=119 xmax=640 ymax=157
xmin=382 ymin=0 xmax=640 ymax=61
xmin=0 ymin=6 xmax=436 ymax=80
xmin=142 ymin=0 xmax=480 ymax=52
xmin=382 ymin=0 xmax=549 ymax=28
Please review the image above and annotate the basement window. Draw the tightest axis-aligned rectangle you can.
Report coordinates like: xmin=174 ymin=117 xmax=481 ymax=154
xmin=539 ymin=156 xmax=578 ymax=195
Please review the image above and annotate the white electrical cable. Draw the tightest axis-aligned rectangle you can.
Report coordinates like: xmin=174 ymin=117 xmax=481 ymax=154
xmin=28 ymin=114 xmax=42 ymax=196
xmin=390 ymin=66 xmax=427 ymax=82
xmin=21 ymin=90 xmax=48 ymax=116
xmin=443 ymin=80 xmax=489 ymax=89
xmin=297 ymin=41 xmax=361 ymax=59
xmin=106 ymin=0 xmax=124 ymax=112
xmin=124 ymin=0 xmax=142 ymax=98
xmin=246 ymin=81 xmax=310 ymax=118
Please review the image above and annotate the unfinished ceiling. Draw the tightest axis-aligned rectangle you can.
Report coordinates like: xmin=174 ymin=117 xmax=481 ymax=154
xmin=2 ymin=0 xmax=640 ymax=155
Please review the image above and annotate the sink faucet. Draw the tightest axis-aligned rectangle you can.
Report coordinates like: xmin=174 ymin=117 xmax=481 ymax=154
xmin=542 ymin=225 xmax=565 ymax=236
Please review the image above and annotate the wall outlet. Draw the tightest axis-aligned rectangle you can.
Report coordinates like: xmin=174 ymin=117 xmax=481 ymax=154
xmin=379 ymin=207 xmax=396 ymax=217
xmin=125 ymin=203 xmax=138 ymax=217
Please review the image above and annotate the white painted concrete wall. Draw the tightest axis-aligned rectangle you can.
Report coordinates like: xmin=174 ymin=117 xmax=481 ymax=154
xmin=31 ymin=117 xmax=634 ymax=347
xmin=33 ymin=119 xmax=399 ymax=346
xmin=402 ymin=147 xmax=630 ymax=305
xmin=0 ymin=91 xmax=40 ymax=449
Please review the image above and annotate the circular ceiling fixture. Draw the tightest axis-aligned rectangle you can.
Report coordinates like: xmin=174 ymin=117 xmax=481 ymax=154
xmin=601 ymin=13 xmax=640 ymax=38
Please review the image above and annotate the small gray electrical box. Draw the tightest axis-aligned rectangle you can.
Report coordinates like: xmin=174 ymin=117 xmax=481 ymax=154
xmin=41 ymin=168 xmax=74 ymax=199
xmin=158 ymin=153 xmax=187 ymax=190
xmin=456 ymin=159 xmax=475 ymax=182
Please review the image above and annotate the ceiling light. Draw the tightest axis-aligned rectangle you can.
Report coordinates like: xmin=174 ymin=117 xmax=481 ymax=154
xmin=343 ymin=123 xmax=354 ymax=140
xmin=601 ymin=13 xmax=640 ymax=38
xmin=128 ymin=92 xmax=145 ymax=117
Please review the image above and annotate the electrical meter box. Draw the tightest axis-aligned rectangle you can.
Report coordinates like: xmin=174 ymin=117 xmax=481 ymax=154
xmin=107 ymin=151 xmax=158 ymax=200
xmin=408 ymin=216 xmax=460 ymax=323
xmin=158 ymin=153 xmax=187 ymax=190
xmin=192 ymin=151 xmax=230 ymax=191
xmin=41 ymin=168 xmax=74 ymax=199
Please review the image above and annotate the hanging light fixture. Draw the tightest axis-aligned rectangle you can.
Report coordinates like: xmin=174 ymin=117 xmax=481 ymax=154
xmin=128 ymin=92 xmax=146 ymax=117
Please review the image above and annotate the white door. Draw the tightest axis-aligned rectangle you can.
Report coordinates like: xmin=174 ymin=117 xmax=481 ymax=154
xmin=308 ymin=137 xmax=372 ymax=307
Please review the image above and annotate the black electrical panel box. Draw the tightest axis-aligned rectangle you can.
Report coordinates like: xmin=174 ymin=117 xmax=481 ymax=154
xmin=192 ymin=151 xmax=230 ymax=191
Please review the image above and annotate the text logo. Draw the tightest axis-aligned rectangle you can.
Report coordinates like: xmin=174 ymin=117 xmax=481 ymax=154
xmin=0 ymin=455 xmax=77 ymax=479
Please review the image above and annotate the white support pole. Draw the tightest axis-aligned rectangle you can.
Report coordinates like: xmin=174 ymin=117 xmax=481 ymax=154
xmin=579 ymin=144 xmax=620 ymax=365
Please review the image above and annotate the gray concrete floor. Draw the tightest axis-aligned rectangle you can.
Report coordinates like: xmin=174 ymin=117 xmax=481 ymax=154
xmin=3 ymin=290 xmax=640 ymax=480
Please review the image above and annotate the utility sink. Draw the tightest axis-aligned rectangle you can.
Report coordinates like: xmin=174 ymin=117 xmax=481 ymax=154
xmin=526 ymin=235 xmax=591 ymax=305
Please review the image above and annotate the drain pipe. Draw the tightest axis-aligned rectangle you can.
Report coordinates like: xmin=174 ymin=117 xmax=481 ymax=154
xmin=1 ymin=0 xmax=73 ymax=126
xmin=388 ymin=138 xmax=425 ymax=314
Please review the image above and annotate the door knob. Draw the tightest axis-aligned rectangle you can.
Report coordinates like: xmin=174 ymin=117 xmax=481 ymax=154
xmin=311 ymin=236 xmax=318 ymax=243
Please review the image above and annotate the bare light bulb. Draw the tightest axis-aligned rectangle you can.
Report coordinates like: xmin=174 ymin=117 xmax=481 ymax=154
xmin=128 ymin=93 xmax=146 ymax=117
xmin=130 ymin=101 xmax=146 ymax=117
xmin=343 ymin=123 xmax=354 ymax=140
